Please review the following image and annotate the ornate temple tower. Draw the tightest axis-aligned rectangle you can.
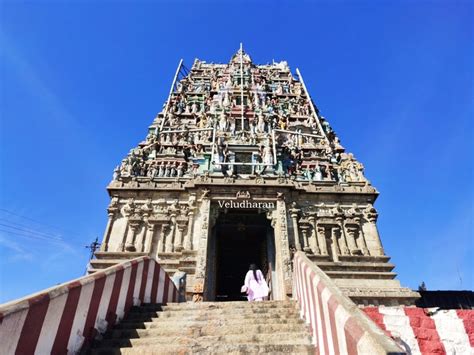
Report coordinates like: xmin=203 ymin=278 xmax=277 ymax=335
xmin=92 ymin=47 xmax=419 ymax=306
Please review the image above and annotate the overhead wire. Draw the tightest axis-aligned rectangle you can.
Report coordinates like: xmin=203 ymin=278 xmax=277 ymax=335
xmin=0 ymin=208 xmax=84 ymax=239
xmin=0 ymin=220 xmax=63 ymax=240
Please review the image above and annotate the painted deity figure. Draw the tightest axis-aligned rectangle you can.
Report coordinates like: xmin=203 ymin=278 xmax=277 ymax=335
xmin=218 ymin=112 xmax=227 ymax=131
xmin=177 ymin=162 xmax=184 ymax=177
xmin=253 ymin=92 xmax=260 ymax=108
xmin=113 ymin=166 xmax=121 ymax=181
xmin=256 ymin=113 xmax=266 ymax=133
xmin=313 ymin=164 xmax=322 ymax=181
xmin=209 ymin=100 xmax=217 ymax=115
xmin=229 ymin=116 xmax=236 ymax=136
xmin=223 ymin=92 xmax=231 ymax=108
xmin=262 ymin=144 xmax=273 ymax=165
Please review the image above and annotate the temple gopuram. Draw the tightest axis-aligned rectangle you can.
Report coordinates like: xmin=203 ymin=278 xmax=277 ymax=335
xmin=91 ymin=47 xmax=419 ymax=306
xmin=1 ymin=47 xmax=472 ymax=355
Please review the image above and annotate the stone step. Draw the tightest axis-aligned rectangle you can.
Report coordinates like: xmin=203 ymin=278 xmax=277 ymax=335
xmin=94 ymin=332 xmax=313 ymax=349
xmin=90 ymin=343 xmax=315 ymax=355
xmin=325 ymin=270 xmax=397 ymax=279
xmin=179 ymin=266 xmax=196 ymax=274
xmin=114 ymin=317 xmax=305 ymax=330
xmin=315 ymin=261 xmax=395 ymax=272
xmin=158 ymin=301 xmax=296 ymax=311
xmin=95 ymin=252 xmax=147 ymax=260
xmin=159 ymin=264 xmax=195 ymax=275
xmin=123 ymin=308 xmax=301 ymax=321
xmin=157 ymin=251 xmax=197 ymax=260
xmin=131 ymin=301 xmax=296 ymax=310
xmin=90 ymin=260 xmax=123 ymax=269
xmin=158 ymin=259 xmax=196 ymax=266
xmin=308 ymin=254 xmax=390 ymax=263
xmin=105 ymin=322 xmax=309 ymax=339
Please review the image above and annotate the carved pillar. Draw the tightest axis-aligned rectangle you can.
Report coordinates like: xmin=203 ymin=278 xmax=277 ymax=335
xmin=336 ymin=227 xmax=349 ymax=255
xmin=335 ymin=217 xmax=349 ymax=255
xmin=159 ymin=223 xmax=170 ymax=253
xmin=317 ymin=226 xmax=328 ymax=255
xmin=308 ymin=215 xmax=320 ymax=254
xmin=100 ymin=207 xmax=117 ymax=252
xmin=289 ymin=208 xmax=302 ymax=251
xmin=135 ymin=223 xmax=147 ymax=253
xmin=121 ymin=199 xmax=135 ymax=252
xmin=165 ymin=213 xmax=177 ymax=253
xmin=355 ymin=227 xmax=369 ymax=255
xmin=125 ymin=221 xmax=140 ymax=252
xmin=118 ymin=223 xmax=126 ymax=252
xmin=193 ymin=195 xmax=211 ymax=302
xmin=144 ymin=223 xmax=156 ymax=253
xmin=330 ymin=226 xmax=340 ymax=262
xmin=343 ymin=222 xmax=358 ymax=254
xmin=277 ymin=199 xmax=292 ymax=297
xmin=174 ymin=220 xmax=187 ymax=252
xmin=184 ymin=211 xmax=195 ymax=250
xmin=362 ymin=208 xmax=385 ymax=256
xmin=299 ymin=222 xmax=312 ymax=253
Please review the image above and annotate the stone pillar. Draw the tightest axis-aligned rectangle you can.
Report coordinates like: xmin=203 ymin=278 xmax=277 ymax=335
xmin=276 ymin=199 xmax=292 ymax=297
xmin=355 ymin=227 xmax=369 ymax=256
xmin=174 ymin=220 xmax=186 ymax=252
xmin=316 ymin=226 xmax=328 ymax=255
xmin=159 ymin=223 xmax=170 ymax=253
xmin=193 ymin=196 xmax=211 ymax=301
xmin=144 ymin=223 xmax=156 ymax=253
xmin=184 ymin=211 xmax=195 ymax=250
xmin=125 ymin=221 xmax=140 ymax=252
xmin=362 ymin=209 xmax=385 ymax=256
xmin=336 ymin=227 xmax=349 ymax=256
xmin=136 ymin=223 xmax=147 ymax=253
xmin=308 ymin=215 xmax=320 ymax=254
xmin=289 ymin=208 xmax=302 ymax=251
xmin=343 ymin=222 xmax=358 ymax=254
xmin=100 ymin=209 xmax=116 ymax=252
xmin=165 ymin=218 xmax=176 ymax=253
xmin=300 ymin=222 xmax=312 ymax=253
xmin=330 ymin=226 xmax=340 ymax=262
xmin=335 ymin=218 xmax=349 ymax=255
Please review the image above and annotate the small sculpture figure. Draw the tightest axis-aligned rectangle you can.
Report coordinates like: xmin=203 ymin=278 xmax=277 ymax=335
xmin=110 ymin=164 xmax=120 ymax=181
xmin=218 ymin=112 xmax=227 ymax=131
xmin=256 ymin=113 xmax=266 ymax=133
xmin=313 ymin=164 xmax=322 ymax=181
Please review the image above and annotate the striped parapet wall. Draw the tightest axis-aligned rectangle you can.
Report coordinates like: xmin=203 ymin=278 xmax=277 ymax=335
xmin=363 ymin=306 xmax=474 ymax=354
xmin=292 ymin=251 xmax=404 ymax=354
xmin=0 ymin=256 xmax=178 ymax=355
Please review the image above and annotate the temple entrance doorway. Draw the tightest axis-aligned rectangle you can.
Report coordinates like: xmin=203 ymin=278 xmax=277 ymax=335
xmin=210 ymin=209 xmax=276 ymax=301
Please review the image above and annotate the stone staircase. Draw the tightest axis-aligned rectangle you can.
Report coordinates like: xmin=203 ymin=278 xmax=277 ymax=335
xmin=90 ymin=251 xmax=197 ymax=277
xmin=308 ymin=254 xmax=419 ymax=305
xmin=87 ymin=301 xmax=314 ymax=354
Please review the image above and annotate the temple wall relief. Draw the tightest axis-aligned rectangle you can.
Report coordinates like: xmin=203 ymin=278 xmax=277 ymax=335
xmin=290 ymin=202 xmax=386 ymax=260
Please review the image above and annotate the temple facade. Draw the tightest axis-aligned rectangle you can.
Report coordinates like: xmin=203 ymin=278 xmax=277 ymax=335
xmin=91 ymin=47 xmax=419 ymax=306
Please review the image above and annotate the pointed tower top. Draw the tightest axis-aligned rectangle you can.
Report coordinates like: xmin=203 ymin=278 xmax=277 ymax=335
xmin=230 ymin=43 xmax=252 ymax=64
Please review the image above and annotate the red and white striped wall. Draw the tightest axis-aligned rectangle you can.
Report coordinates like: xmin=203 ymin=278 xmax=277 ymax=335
xmin=292 ymin=252 xmax=403 ymax=355
xmin=363 ymin=306 xmax=474 ymax=355
xmin=0 ymin=256 xmax=178 ymax=355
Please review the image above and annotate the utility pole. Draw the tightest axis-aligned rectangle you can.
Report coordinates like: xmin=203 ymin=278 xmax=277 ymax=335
xmin=85 ymin=237 xmax=100 ymax=261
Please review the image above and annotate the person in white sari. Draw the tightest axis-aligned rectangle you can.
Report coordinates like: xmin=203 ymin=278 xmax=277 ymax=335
xmin=243 ymin=264 xmax=269 ymax=302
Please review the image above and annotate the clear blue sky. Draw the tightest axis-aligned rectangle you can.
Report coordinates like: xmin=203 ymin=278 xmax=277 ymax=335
xmin=0 ymin=0 xmax=472 ymax=303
